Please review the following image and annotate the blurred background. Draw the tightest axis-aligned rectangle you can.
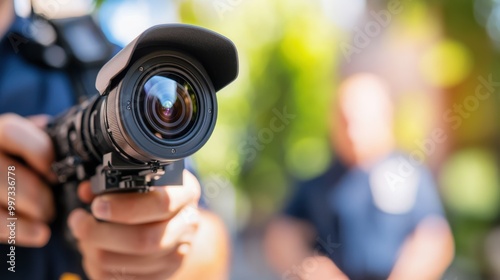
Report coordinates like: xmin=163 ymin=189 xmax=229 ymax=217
xmin=22 ymin=0 xmax=500 ymax=278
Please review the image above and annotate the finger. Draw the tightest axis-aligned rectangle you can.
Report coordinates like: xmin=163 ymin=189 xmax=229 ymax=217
xmin=0 ymin=209 xmax=51 ymax=247
xmin=82 ymin=257 xmax=181 ymax=280
xmin=78 ymin=244 xmax=183 ymax=275
xmin=68 ymin=208 xmax=198 ymax=255
xmin=145 ymin=265 xmax=185 ymax=280
xmin=82 ymin=256 xmax=182 ymax=280
xmin=27 ymin=115 xmax=51 ymax=129
xmin=90 ymin=170 xmax=201 ymax=224
xmin=0 ymin=113 xmax=56 ymax=181
xmin=77 ymin=181 xmax=95 ymax=204
xmin=82 ymin=258 xmax=122 ymax=280
xmin=0 ymin=154 xmax=55 ymax=222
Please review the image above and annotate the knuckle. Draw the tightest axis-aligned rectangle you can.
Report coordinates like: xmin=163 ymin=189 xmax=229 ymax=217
xmin=152 ymin=188 xmax=176 ymax=219
xmin=23 ymin=173 xmax=41 ymax=196
xmin=156 ymin=190 xmax=172 ymax=215
xmin=185 ymin=172 xmax=201 ymax=202
xmin=70 ymin=216 xmax=90 ymax=241
xmin=179 ymin=205 xmax=200 ymax=226
xmin=0 ymin=113 xmax=21 ymax=126
xmin=77 ymin=225 xmax=90 ymax=242
xmin=21 ymin=178 xmax=48 ymax=218
xmin=0 ymin=114 xmax=20 ymax=141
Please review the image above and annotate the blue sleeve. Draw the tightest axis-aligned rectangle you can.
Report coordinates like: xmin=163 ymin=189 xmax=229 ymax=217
xmin=412 ymin=167 xmax=446 ymax=223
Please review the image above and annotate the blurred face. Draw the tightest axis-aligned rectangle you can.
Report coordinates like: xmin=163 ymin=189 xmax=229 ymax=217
xmin=331 ymin=73 xmax=395 ymax=166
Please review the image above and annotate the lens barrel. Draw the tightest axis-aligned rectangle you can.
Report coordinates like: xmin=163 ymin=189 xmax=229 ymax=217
xmin=104 ymin=50 xmax=217 ymax=162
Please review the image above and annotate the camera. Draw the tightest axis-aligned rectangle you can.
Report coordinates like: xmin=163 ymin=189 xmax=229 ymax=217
xmin=46 ymin=24 xmax=238 ymax=196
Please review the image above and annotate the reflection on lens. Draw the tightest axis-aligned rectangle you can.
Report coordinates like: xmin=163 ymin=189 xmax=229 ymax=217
xmin=144 ymin=76 xmax=177 ymax=112
xmin=140 ymin=74 xmax=198 ymax=140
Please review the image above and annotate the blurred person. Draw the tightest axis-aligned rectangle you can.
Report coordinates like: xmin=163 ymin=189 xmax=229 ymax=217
xmin=265 ymin=73 xmax=454 ymax=280
xmin=0 ymin=1 xmax=229 ymax=279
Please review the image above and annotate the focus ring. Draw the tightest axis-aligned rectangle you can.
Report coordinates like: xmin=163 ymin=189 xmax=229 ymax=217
xmin=105 ymin=87 xmax=141 ymax=160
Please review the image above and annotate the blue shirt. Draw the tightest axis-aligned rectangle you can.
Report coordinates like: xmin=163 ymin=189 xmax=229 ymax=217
xmin=0 ymin=18 xmax=75 ymax=116
xmin=284 ymin=153 xmax=445 ymax=280
xmin=0 ymin=17 xmax=86 ymax=280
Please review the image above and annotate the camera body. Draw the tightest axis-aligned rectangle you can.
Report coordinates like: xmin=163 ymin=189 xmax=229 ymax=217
xmin=47 ymin=24 xmax=238 ymax=195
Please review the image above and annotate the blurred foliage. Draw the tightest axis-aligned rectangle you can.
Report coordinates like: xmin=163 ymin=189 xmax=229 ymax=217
xmin=436 ymin=1 xmax=500 ymax=277
xmin=178 ymin=0 xmax=500 ymax=277
xmin=179 ymin=0 xmax=339 ymax=219
xmin=420 ymin=39 xmax=473 ymax=87
xmin=441 ymin=148 xmax=500 ymax=220
xmin=95 ymin=0 xmax=105 ymax=8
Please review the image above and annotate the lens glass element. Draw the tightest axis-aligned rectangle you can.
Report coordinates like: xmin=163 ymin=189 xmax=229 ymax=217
xmin=140 ymin=74 xmax=198 ymax=140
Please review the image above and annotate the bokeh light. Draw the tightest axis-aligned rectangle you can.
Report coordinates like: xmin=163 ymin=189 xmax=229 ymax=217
xmin=420 ymin=39 xmax=473 ymax=88
xmin=441 ymin=148 xmax=500 ymax=220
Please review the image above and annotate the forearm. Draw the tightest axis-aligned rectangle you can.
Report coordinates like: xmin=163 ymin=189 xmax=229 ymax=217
xmin=265 ymin=217 xmax=347 ymax=280
xmin=388 ymin=216 xmax=454 ymax=280
xmin=170 ymin=210 xmax=230 ymax=280
xmin=273 ymin=245 xmax=347 ymax=280
xmin=281 ymin=255 xmax=348 ymax=280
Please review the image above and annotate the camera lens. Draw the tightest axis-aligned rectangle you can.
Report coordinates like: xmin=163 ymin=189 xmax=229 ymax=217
xmin=140 ymin=74 xmax=198 ymax=140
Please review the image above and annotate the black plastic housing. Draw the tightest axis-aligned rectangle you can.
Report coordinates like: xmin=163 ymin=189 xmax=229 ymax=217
xmin=47 ymin=24 xmax=238 ymax=194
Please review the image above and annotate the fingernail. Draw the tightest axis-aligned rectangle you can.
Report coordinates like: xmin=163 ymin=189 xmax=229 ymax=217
xmin=68 ymin=209 xmax=86 ymax=232
xmin=91 ymin=197 xmax=110 ymax=220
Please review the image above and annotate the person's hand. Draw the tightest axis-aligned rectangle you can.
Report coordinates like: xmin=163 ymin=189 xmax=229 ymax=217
xmin=306 ymin=256 xmax=349 ymax=280
xmin=265 ymin=217 xmax=348 ymax=280
xmin=69 ymin=169 xmax=201 ymax=280
xmin=0 ymin=114 xmax=56 ymax=247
